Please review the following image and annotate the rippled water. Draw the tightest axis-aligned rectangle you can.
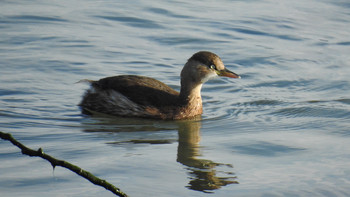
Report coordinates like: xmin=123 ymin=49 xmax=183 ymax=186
xmin=1 ymin=0 xmax=350 ymax=196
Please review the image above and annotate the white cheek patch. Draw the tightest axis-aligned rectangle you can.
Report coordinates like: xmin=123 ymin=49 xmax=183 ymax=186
xmin=201 ymin=72 xmax=218 ymax=83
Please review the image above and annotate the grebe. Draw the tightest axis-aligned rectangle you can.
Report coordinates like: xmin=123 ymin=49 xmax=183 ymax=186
xmin=80 ymin=51 xmax=240 ymax=120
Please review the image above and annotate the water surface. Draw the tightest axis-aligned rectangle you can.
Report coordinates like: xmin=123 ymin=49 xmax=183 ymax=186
xmin=1 ymin=0 xmax=350 ymax=196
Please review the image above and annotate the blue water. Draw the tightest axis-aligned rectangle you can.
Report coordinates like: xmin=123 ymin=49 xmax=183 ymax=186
xmin=1 ymin=0 xmax=350 ymax=196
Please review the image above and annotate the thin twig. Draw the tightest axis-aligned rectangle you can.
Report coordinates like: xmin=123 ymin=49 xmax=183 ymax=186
xmin=0 ymin=131 xmax=128 ymax=197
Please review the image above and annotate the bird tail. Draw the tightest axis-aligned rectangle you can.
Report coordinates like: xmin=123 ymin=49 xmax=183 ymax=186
xmin=76 ymin=79 xmax=95 ymax=84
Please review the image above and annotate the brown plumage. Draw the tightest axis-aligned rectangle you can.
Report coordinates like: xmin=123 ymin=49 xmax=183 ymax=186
xmin=80 ymin=51 xmax=240 ymax=120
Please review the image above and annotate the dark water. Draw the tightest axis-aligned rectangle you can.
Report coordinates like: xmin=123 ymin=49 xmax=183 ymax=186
xmin=1 ymin=0 xmax=350 ymax=196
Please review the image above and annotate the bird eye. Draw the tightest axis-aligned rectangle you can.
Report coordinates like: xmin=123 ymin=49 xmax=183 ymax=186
xmin=209 ymin=65 xmax=216 ymax=70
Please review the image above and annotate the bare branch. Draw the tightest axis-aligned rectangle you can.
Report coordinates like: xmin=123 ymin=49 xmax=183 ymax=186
xmin=0 ymin=131 xmax=128 ymax=197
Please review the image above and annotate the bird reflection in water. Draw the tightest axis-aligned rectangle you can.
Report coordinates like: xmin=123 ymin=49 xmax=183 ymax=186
xmin=82 ymin=116 xmax=238 ymax=193
xmin=177 ymin=119 xmax=238 ymax=192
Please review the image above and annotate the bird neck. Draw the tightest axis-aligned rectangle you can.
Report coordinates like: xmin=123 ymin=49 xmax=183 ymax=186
xmin=179 ymin=83 xmax=203 ymax=109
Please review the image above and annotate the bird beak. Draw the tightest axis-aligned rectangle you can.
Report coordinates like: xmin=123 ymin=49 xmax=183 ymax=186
xmin=217 ymin=68 xmax=241 ymax=78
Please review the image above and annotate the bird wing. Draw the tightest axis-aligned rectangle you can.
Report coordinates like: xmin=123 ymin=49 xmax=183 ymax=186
xmin=92 ymin=75 xmax=179 ymax=107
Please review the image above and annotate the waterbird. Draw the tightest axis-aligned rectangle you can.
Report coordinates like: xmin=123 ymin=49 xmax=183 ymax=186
xmin=80 ymin=51 xmax=240 ymax=120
